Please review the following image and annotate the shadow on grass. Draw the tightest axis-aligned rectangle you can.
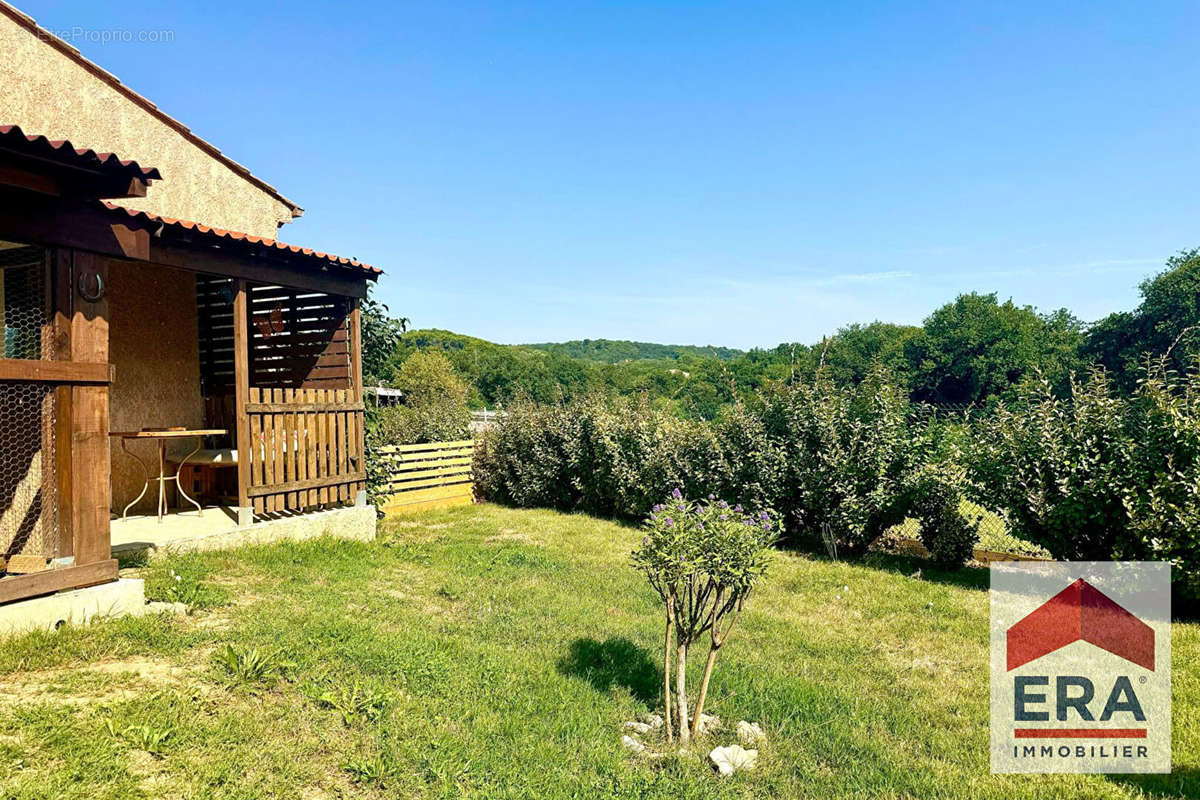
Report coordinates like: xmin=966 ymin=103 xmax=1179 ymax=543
xmin=557 ymin=636 xmax=659 ymax=706
xmin=1109 ymin=768 xmax=1200 ymax=798
xmin=859 ymin=551 xmax=992 ymax=591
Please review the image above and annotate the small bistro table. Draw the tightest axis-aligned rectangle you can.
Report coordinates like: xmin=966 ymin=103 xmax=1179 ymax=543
xmin=109 ymin=428 xmax=227 ymax=523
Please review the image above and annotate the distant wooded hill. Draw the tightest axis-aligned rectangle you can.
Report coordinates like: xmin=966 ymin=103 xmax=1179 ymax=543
xmin=373 ymin=248 xmax=1200 ymax=418
xmin=522 ymin=339 xmax=744 ymax=363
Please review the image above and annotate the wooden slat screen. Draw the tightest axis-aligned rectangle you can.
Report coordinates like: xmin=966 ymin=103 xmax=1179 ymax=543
xmin=378 ymin=440 xmax=475 ymax=515
xmin=249 ymin=285 xmax=351 ymax=390
xmin=197 ymin=276 xmax=353 ymax=395
xmin=196 ymin=275 xmax=235 ymax=395
xmin=245 ymin=387 xmax=365 ymax=515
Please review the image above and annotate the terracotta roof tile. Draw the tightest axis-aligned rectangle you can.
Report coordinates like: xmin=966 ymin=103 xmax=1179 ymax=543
xmin=0 ymin=123 xmax=162 ymax=181
xmin=101 ymin=202 xmax=380 ymax=278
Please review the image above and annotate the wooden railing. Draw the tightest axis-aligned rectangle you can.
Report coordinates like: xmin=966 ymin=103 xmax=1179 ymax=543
xmin=378 ymin=439 xmax=475 ymax=515
xmin=245 ymin=387 xmax=365 ymax=514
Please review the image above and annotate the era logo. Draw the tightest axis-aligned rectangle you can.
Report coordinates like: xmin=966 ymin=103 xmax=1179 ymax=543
xmin=990 ymin=563 xmax=1170 ymax=774
xmin=1014 ymin=675 xmax=1144 ymax=723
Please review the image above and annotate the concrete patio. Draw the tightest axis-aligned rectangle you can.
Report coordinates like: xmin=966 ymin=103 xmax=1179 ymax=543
xmin=110 ymin=504 xmax=376 ymax=559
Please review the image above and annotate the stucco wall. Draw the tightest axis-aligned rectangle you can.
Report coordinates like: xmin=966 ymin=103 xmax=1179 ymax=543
xmin=108 ymin=261 xmax=204 ymax=515
xmin=0 ymin=9 xmax=296 ymax=238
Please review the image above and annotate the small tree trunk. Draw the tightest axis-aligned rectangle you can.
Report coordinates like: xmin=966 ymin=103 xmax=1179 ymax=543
xmin=675 ymin=642 xmax=690 ymax=746
xmin=662 ymin=605 xmax=674 ymax=743
xmin=690 ymin=643 xmax=720 ymax=740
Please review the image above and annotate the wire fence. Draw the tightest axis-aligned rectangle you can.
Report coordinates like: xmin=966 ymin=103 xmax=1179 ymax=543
xmin=0 ymin=246 xmax=59 ymax=565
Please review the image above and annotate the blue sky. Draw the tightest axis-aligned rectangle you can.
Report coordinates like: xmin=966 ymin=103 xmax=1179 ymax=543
xmin=20 ymin=0 xmax=1200 ymax=349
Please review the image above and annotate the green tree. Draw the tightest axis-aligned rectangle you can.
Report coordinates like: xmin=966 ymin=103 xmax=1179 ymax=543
xmin=360 ymin=287 xmax=407 ymax=384
xmin=394 ymin=351 xmax=469 ymax=407
xmin=817 ymin=322 xmax=920 ymax=387
xmin=1083 ymin=249 xmax=1200 ymax=391
xmin=904 ymin=292 xmax=1083 ymax=405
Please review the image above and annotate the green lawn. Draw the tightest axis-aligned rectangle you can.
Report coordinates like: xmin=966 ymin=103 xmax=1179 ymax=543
xmin=0 ymin=504 xmax=1196 ymax=799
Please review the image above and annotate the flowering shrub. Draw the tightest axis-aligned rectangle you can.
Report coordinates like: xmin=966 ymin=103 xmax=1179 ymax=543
xmin=632 ymin=490 xmax=775 ymax=745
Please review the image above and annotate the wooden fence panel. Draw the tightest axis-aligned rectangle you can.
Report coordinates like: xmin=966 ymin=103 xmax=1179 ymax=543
xmin=245 ymin=387 xmax=365 ymax=514
xmin=379 ymin=440 xmax=475 ymax=515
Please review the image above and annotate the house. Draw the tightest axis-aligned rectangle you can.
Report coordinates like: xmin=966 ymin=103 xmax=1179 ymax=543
xmin=0 ymin=1 xmax=379 ymax=622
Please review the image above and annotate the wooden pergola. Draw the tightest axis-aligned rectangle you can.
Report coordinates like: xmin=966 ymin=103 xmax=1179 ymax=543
xmin=0 ymin=126 xmax=379 ymax=605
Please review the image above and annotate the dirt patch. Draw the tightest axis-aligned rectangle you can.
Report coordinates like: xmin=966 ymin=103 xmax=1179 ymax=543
xmin=0 ymin=656 xmax=198 ymax=707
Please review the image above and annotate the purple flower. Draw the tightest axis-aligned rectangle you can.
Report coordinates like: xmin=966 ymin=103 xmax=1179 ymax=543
xmin=733 ymin=504 xmax=744 ymax=513
xmin=642 ymin=536 xmax=649 ymax=545
xmin=672 ymin=488 xmax=683 ymax=500
xmin=652 ymin=504 xmax=664 ymax=513
xmin=718 ymin=500 xmax=729 ymax=509
xmin=708 ymin=493 xmax=715 ymax=500
xmin=697 ymin=522 xmax=705 ymax=530
xmin=663 ymin=517 xmax=674 ymax=527
xmin=760 ymin=511 xmax=770 ymax=521
xmin=719 ymin=514 xmax=728 ymax=521
xmin=762 ymin=522 xmax=771 ymax=530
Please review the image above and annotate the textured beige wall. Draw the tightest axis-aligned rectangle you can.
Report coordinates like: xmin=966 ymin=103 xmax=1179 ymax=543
xmin=0 ymin=11 xmax=296 ymax=238
xmin=108 ymin=261 xmax=204 ymax=515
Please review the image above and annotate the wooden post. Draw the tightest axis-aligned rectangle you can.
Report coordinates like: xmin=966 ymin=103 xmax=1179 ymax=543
xmin=68 ymin=250 xmax=110 ymax=566
xmin=52 ymin=249 xmax=73 ymax=559
xmin=349 ymin=299 xmax=366 ymax=507
xmin=232 ymin=279 xmax=253 ymax=527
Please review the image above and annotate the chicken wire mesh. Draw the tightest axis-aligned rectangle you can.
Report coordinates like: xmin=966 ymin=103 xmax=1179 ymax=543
xmin=1 ymin=244 xmax=53 ymax=361
xmin=0 ymin=244 xmax=59 ymax=564
xmin=0 ymin=381 xmax=59 ymax=562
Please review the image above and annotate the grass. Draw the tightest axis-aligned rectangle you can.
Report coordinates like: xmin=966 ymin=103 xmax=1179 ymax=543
xmin=0 ymin=504 xmax=1195 ymax=798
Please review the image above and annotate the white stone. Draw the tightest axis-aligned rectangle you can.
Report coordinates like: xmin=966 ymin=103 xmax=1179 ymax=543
xmin=623 ymin=721 xmax=651 ymax=734
xmin=710 ymin=744 xmax=757 ymax=776
xmin=621 ymin=735 xmax=645 ymax=754
xmin=697 ymin=713 xmax=721 ymax=734
xmin=643 ymin=713 xmax=664 ymax=730
xmin=736 ymin=720 xmax=766 ymax=746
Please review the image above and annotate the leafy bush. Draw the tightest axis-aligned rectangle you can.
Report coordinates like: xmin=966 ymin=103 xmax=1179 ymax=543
xmin=371 ymin=400 xmax=470 ymax=446
xmin=966 ymin=369 xmax=1134 ymax=561
xmin=908 ymin=465 xmax=980 ymax=568
xmin=1125 ymin=364 xmax=1200 ymax=603
xmin=757 ymin=366 xmax=918 ymax=554
xmin=966 ymin=363 xmax=1200 ymax=604
xmin=476 ymin=368 xmax=924 ymax=558
xmin=474 ymin=394 xmax=735 ymax=517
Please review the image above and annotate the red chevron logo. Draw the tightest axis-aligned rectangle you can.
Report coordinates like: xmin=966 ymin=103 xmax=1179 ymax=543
xmin=1006 ymin=579 xmax=1155 ymax=672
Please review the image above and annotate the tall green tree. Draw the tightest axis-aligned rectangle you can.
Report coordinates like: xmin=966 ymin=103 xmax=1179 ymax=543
xmin=394 ymin=351 xmax=469 ymax=407
xmin=1083 ymin=248 xmax=1200 ymax=391
xmin=903 ymin=293 xmax=1083 ymax=405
